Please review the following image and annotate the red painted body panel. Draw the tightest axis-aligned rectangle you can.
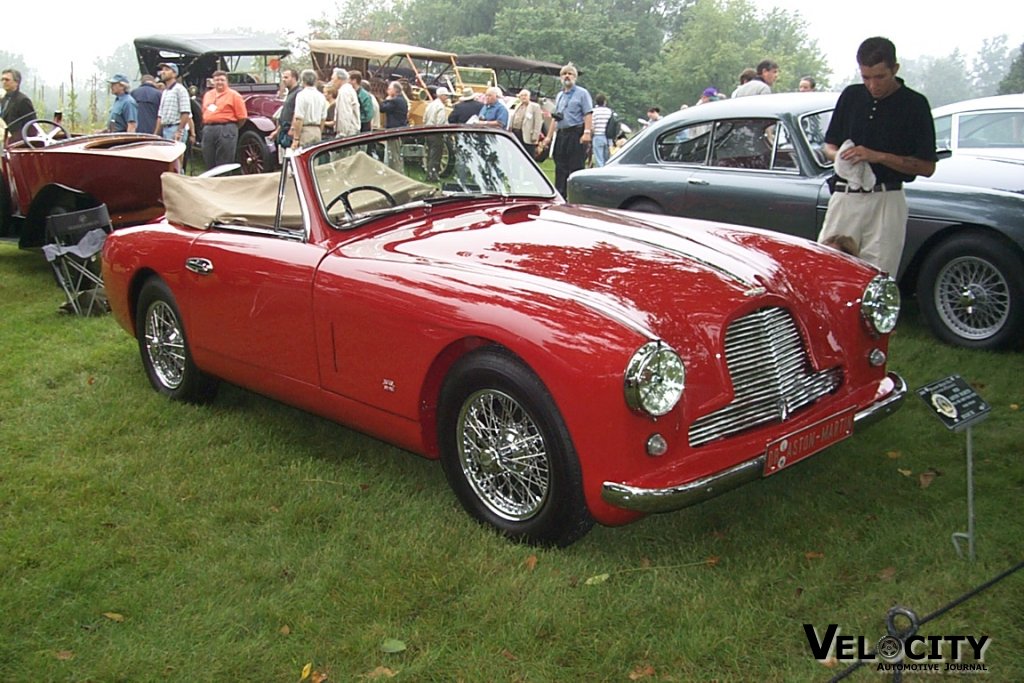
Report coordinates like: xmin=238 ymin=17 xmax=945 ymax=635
xmin=103 ymin=135 xmax=897 ymax=529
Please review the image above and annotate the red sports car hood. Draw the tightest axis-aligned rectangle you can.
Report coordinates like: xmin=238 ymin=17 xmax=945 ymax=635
xmin=341 ymin=202 xmax=871 ymax=343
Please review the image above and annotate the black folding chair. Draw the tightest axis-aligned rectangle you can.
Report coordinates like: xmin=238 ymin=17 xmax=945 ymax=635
xmin=41 ymin=204 xmax=111 ymax=316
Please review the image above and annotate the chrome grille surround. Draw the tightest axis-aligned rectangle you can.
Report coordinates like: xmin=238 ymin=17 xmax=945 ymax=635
xmin=688 ymin=307 xmax=843 ymax=447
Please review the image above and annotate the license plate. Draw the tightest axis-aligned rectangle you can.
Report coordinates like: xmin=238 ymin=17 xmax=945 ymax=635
xmin=764 ymin=409 xmax=855 ymax=476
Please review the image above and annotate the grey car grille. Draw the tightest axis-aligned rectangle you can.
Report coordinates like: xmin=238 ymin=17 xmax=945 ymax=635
xmin=688 ymin=307 xmax=843 ymax=447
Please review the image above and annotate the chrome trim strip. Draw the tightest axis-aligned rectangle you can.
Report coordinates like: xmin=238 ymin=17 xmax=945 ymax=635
xmin=601 ymin=372 xmax=907 ymax=514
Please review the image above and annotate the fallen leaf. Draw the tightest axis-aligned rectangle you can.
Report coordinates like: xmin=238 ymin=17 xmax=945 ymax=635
xmin=886 ymin=450 xmax=901 ymax=459
xmin=639 ymin=556 xmax=652 ymax=568
xmin=87 ymin=376 xmax=96 ymax=385
xmin=311 ymin=671 xmax=328 ymax=683
xmin=821 ymin=655 xmax=839 ymax=668
xmin=102 ymin=612 xmax=125 ymax=623
xmin=524 ymin=555 xmax=538 ymax=572
xmin=501 ymin=649 xmax=517 ymax=661
xmin=628 ymin=664 xmax=656 ymax=680
xmin=54 ymin=650 xmax=74 ymax=661
xmin=919 ymin=468 xmax=942 ymax=489
xmin=365 ymin=666 xmax=396 ymax=679
xmin=897 ymin=468 xmax=913 ymax=477
xmin=794 ymin=586 xmax=804 ymax=598
xmin=1010 ymin=403 xmax=1019 ymax=411
xmin=300 ymin=662 xmax=312 ymax=681
xmin=584 ymin=573 xmax=610 ymax=586
xmin=381 ymin=638 xmax=407 ymax=654
xmin=706 ymin=556 xmax=720 ymax=567
xmin=878 ymin=566 xmax=897 ymax=581
xmin=279 ymin=625 xmax=291 ymax=636
xmin=805 ymin=551 xmax=825 ymax=560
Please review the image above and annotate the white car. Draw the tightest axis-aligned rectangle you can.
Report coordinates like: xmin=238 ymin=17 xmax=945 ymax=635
xmin=932 ymin=94 xmax=1024 ymax=160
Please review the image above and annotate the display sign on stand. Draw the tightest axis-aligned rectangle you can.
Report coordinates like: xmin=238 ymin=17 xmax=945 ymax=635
xmin=916 ymin=375 xmax=991 ymax=561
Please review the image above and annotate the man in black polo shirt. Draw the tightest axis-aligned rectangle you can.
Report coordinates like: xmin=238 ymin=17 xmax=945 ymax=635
xmin=818 ymin=37 xmax=936 ymax=277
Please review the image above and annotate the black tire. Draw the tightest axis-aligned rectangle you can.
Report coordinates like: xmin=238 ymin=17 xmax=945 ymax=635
xmin=625 ymin=199 xmax=664 ymax=215
xmin=236 ymin=129 xmax=273 ymax=175
xmin=916 ymin=232 xmax=1024 ymax=350
xmin=135 ymin=278 xmax=219 ymax=402
xmin=437 ymin=347 xmax=594 ymax=547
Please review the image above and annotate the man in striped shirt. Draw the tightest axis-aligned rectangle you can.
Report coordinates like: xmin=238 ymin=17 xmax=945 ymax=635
xmin=590 ymin=94 xmax=613 ymax=168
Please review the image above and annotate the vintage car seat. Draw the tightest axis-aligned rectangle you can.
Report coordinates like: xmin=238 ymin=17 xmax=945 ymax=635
xmin=41 ymin=203 xmax=111 ymax=316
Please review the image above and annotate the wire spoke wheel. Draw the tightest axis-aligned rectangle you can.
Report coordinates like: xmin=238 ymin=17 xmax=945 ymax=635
xmin=457 ymin=389 xmax=550 ymax=521
xmin=144 ymin=300 xmax=186 ymax=389
xmin=934 ymin=255 xmax=1010 ymax=341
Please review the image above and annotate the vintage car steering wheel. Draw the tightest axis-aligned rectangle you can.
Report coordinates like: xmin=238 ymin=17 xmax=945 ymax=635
xmin=21 ymin=119 xmax=70 ymax=148
xmin=325 ymin=186 xmax=398 ymax=219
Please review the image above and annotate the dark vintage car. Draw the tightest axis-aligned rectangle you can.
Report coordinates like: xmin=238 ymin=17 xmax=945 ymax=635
xmin=567 ymin=92 xmax=1024 ymax=351
xmin=134 ymin=34 xmax=291 ymax=174
xmin=102 ymin=127 xmax=905 ymax=546
xmin=1 ymin=118 xmax=184 ymax=244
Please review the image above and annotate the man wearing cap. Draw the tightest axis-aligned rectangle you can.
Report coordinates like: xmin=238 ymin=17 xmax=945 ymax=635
xmin=155 ymin=62 xmax=193 ymax=148
xmin=423 ymin=86 xmax=451 ymax=181
xmin=331 ymin=68 xmax=360 ymax=139
xmin=448 ymin=87 xmax=483 ymax=124
xmin=107 ymin=75 xmax=138 ymax=133
xmin=540 ymin=63 xmax=593 ymax=197
xmin=201 ymin=70 xmax=248 ymax=169
xmin=1 ymin=68 xmax=36 ymax=145
xmin=131 ymin=75 xmax=162 ymax=134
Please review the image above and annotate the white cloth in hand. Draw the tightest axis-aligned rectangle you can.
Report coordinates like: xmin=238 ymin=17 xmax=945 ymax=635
xmin=834 ymin=139 xmax=876 ymax=190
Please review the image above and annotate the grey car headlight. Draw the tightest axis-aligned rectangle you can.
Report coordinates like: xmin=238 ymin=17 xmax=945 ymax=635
xmin=624 ymin=342 xmax=685 ymax=417
xmin=862 ymin=275 xmax=901 ymax=334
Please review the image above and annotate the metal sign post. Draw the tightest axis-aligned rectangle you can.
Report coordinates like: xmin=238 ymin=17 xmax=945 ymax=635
xmin=915 ymin=375 xmax=990 ymax=561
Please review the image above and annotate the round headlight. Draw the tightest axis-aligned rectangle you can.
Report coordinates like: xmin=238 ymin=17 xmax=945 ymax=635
xmin=624 ymin=342 xmax=685 ymax=417
xmin=862 ymin=275 xmax=901 ymax=334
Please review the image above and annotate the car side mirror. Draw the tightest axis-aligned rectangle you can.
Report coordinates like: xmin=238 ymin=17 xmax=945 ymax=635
xmin=936 ymin=148 xmax=953 ymax=160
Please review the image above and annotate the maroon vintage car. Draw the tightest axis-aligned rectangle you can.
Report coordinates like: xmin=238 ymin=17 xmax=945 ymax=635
xmin=1 ymin=119 xmax=184 ymax=245
xmin=102 ymin=127 xmax=906 ymax=546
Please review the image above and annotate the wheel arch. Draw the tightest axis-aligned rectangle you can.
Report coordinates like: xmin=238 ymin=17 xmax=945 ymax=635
xmin=900 ymin=222 xmax=1024 ymax=294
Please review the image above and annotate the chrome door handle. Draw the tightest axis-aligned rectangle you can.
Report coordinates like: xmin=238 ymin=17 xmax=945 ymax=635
xmin=185 ymin=257 xmax=214 ymax=275
xmin=687 ymin=178 xmax=709 ymax=186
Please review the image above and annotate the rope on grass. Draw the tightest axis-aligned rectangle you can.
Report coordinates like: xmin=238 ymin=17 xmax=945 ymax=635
xmin=828 ymin=558 xmax=1024 ymax=682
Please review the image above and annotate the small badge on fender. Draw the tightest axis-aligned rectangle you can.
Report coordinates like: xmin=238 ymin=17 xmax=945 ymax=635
xmin=382 ymin=379 xmax=396 ymax=393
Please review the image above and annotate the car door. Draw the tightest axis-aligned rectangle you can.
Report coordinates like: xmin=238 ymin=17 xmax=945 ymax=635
xmin=183 ymin=230 xmax=326 ymax=390
xmin=682 ymin=117 xmax=823 ymax=239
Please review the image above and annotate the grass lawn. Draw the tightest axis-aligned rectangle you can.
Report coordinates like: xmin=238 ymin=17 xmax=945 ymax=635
xmin=1 ymin=239 xmax=1022 ymax=681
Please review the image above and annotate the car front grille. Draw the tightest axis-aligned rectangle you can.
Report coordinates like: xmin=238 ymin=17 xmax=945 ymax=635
xmin=688 ymin=307 xmax=843 ymax=448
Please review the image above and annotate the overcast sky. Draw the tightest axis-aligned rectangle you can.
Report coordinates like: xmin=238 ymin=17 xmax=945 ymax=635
xmin=7 ymin=0 xmax=1020 ymax=85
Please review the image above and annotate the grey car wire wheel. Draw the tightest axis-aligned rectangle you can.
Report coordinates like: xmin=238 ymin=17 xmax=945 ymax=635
xmin=456 ymin=388 xmax=551 ymax=521
xmin=934 ymin=255 xmax=1011 ymax=341
xmin=144 ymin=300 xmax=186 ymax=389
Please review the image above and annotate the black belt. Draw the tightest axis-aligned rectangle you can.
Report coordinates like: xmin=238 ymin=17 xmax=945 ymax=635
xmin=834 ymin=180 xmax=903 ymax=193
xmin=559 ymin=124 xmax=584 ymax=132
xmin=206 ymin=121 xmax=236 ymax=126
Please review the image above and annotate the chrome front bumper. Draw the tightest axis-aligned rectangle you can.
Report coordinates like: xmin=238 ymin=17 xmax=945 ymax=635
xmin=601 ymin=372 xmax=907 ymax=514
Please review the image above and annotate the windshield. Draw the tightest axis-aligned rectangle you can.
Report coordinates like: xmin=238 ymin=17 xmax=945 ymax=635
xmin=311 ymin=130 xmax=555 ymax=227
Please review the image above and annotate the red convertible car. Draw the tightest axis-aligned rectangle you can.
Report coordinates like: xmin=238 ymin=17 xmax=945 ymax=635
xmin=102 ymin=127 xmax=906 ymax=546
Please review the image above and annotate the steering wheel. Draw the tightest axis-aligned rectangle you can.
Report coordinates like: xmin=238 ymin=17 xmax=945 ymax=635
xmin=21 ymin=119 xmax=70 ymax=148
xmin=325 ymin=185 xmax=398 ymax=219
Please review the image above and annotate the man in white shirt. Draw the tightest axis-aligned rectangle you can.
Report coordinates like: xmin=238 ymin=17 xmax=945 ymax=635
xmin=291 ymin=69 xmax=327 ymax=149
xmin=331 ymin=68 xmax=361 ymax=138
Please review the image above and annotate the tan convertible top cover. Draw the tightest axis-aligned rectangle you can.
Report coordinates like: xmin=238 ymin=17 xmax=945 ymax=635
xmin=162 ymin=151 xmax=434 ymax=230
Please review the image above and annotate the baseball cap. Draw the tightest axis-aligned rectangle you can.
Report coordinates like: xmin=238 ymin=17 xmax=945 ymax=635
xmin=157 ymin=62 xmax=179 ymax=75
xmin=108 ymin=74 xmax=130 ymax=85
xmin=436 ymin=87 xmax=450 ymax=97
xmin=703 ymin=87 xmax=718 ymax=97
